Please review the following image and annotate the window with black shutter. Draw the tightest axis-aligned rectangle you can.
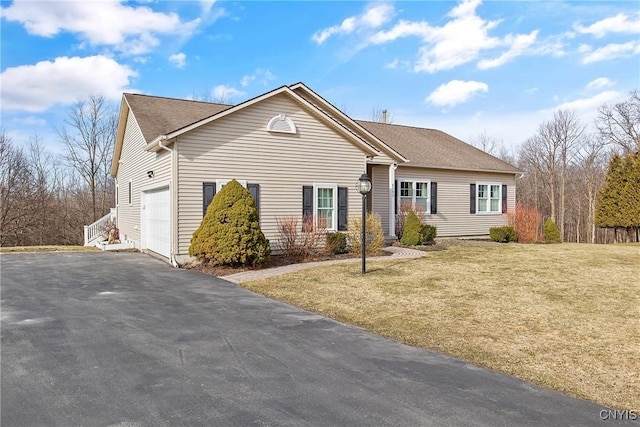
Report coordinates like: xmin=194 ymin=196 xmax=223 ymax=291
xmin=203 ymin=181 xmax=260 ymax=217
xmin=470 ymin=183 xmax=476 ymax=214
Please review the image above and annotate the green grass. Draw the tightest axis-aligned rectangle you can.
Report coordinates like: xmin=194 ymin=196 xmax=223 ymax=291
xmin=241 ymin=243 xmax=640 ymax=410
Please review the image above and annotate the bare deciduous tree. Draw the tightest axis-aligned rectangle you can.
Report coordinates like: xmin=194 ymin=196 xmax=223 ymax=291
xmin=520 ymin=110 xmax=584 ymax=238
xmin=57 ymin=95 xmax=116 ymax=222
xmin=596 ymin=90 xmax=640 ymax=154
xmin=0 ymin=131 xmax=33 ymax=246
xmin=470 ymin=132 xmax=502 ymax=156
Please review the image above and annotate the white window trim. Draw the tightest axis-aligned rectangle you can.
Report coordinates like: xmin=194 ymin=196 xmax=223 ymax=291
xmin=397 ymin=178 xmax=431 ymax=215
xmin=216 ymin=179 xmax=247 ymax=188
xmin=476 ymin=182 xmax=502 ymax=214
xmin=313 ymin=183 xmax=338 ymax=232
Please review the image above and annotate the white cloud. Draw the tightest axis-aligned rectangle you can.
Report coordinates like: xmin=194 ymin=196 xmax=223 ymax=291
xmin=580 ymin=41 xmax=640 ymax=64
xmin=1 ymin=0 xmax=200 ymax=55
xmin=426 ymin=80 xmax=488 ymax=108
xmin=240 ymin=68 xmax=275 ymax=87
xmin=550 ymin=90 xmax=623 ymax=113
xmin=574 ymin=12 xmax=640 ymax=38
xmin=200 ymin=0 xmax=216 ymax=14
xmin=312 ymin=3 xmax=394 ymax=44
xmin=385 ymin=58 xmax=399 ymax=69
xmin=169 ymin=52 xmax=186 ymax=68
xmin=212 ymin=85 xmax=245 ymax=102
xmin=369 ymin=0 xmax=536 ymax=73
xmin=477 ymin=31 xmax=538 ymax=69
xmin=0 ymin=55 xmax=137 ymax=112
xmin=586 ymin=77 xmax=614 ymax=90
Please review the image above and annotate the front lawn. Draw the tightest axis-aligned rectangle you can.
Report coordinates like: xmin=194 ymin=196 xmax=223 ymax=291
xmin=241 ymin=243 xmax=640 ymax=410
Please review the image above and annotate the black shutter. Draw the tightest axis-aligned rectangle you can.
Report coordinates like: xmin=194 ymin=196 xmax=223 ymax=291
xmin=502 ymin=184 xmax=508 ymax=214
xmin=302 ymin=186 xmax=313 ymax=221
xmin=203 ymin=182 xmax=216 ymax=216
xmin=430 ymin=182 xmax=437 ymax=214
xmin=470 ymin=184 xmax=476 ymax=214
xmin=248 ymin=183 xmax=260 ymax=214
xmin=337 ymin=187 xmax=348 ymax=231
xmin=394 ymin=180 xmax=398 ymax=214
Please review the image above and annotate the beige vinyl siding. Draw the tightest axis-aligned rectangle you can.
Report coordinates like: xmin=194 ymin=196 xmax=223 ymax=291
xmin=387 ymin=166 xmax=517 ymax=237
xmin=116 ymin=109 xmax=172 ymax=247
xmin=293 ymin=88 xmax=398 ymax=165
xmin=176 ymin=93 xmax=366 ymax=255
xmin=371 ymin=165 xmax=391 ymax=236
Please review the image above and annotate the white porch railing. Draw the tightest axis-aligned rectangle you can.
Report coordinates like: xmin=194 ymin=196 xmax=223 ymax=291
xmin=84 ymin=208 xmax=116 ymax=246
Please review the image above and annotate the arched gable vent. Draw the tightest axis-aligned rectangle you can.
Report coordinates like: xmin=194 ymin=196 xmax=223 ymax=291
xmin=267 ymin=114 xmax=297 ymax=134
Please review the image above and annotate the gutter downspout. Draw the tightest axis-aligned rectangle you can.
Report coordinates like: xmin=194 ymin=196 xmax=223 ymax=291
xmin=157 ymin=136 xmax=179 ymax=268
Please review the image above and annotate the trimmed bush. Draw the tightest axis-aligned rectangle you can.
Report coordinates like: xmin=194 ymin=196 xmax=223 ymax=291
xmin=489 ymin=226 xmax=516 ymax=243
xmin=420 ymin=224 xmax=437 ymax=244
xmin=326 ymin=232 xmax=347 ymax=255
xmin=544 ymin=219 xmax=563 ymax=244
xmin=189 ymin=179 xmax=270 ymax=266
xmin=400 ymin=211 xmax=422 ymax=246
xmin=395 ymin=202 xmax=425 ymax=238
xmin=348 ymin=213 xmax=385 ymax=255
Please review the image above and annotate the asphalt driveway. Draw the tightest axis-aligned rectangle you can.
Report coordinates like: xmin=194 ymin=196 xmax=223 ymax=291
xmin=0 ymin=252 xmax=630 ymax=426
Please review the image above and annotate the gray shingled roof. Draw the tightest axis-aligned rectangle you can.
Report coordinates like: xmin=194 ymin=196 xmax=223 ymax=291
xmin=124 ymin=93 xmax=231 ymax=142
xmin=123 ymin=92 xmax=519 ymax=174
xmin=356 ymin=120 xmax=521 ymax=173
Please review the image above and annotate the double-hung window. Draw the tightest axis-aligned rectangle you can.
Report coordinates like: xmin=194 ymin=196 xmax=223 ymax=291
xmin=477 ymin=183 xmax=501 ymax=213
xmin=398 ymin=180 xmax=431 ymax=214
xmin=315 ymin=185 xmax=337 ymax=230
xmin=302 ymin=185 xmax=347 ymax=231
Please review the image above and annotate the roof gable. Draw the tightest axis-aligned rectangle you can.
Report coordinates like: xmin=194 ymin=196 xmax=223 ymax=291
xmin=124 ymin=93 xmax=231 ymax=142
xmin=356 ymin=120 xmax=521 ymax=174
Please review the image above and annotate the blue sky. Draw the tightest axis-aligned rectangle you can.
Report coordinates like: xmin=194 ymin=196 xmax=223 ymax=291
xmin=1 ymin=0 xmax=639 ymax=154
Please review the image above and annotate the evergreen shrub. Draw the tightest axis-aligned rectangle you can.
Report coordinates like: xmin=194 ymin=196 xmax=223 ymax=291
xmin=489 ymin=226 xmax=516 ymax=243
xmin=325 ymin=232 xmax=347 ymax=255
xmin=420 ymin=224 xmax=437 ymax=244
xmin=189 ymin=179 xmax=270 ymax=266
xmin=400 ymin=211 xmax=422 ymax=246
xmin=544 ymin=219 xmax=562 ymax=244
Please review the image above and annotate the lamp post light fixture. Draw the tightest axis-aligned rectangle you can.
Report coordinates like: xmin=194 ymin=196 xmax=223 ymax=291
xmin=356 ymin=173 xmax=372 ymax=275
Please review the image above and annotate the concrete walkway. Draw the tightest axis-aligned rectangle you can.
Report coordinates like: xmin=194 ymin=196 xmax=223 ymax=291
xmin=221 ymin=246 xmax=426 ymax=283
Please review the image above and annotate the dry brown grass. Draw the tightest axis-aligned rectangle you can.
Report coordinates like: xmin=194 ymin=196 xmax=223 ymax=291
xmin=242 ymin=243 xmax=640 ymax=410
xmin=0 ymin=245 xmax=99 ymax=253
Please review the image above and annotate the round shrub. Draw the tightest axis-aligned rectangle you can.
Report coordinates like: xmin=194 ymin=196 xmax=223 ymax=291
xmin=326 ymin=232 xmax=347 ymax=255
xmin=544 ymin=218 xmax=562 ymax=244
xmin=490 ymin=226 xmax=516 ymax=243
xmin=400 ymin=211 xmax=422 ymax=246
xmin=420 ymin=224 xmax=437 ymax=244
xmin=189 ymin=179 xmax=270 ymax=266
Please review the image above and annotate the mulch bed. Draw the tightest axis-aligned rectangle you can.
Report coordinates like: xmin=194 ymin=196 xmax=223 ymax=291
xmin=184 ymin=251 xmax=361 ymax=277
xmin=185 ymin=239 xmax=493 ymax=276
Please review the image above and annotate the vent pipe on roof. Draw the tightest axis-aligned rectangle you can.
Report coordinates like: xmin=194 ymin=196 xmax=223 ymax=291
xmin=382 ymin=109 xmax=387 ymax=124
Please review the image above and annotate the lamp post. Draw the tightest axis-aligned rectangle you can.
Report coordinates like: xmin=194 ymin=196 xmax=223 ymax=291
xmin=356 ymin=173 xmax=372 ymax=275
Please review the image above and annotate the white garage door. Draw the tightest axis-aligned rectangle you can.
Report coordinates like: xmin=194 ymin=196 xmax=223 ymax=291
xmin=143 ymin=187 xmax=170 ymax=258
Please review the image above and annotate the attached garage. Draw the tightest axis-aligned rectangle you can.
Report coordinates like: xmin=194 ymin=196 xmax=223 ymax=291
xmin=142 ymin=186 xmax=170 ymax=258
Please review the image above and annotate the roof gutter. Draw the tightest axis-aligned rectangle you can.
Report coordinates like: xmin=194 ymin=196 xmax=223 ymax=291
xmin=156 ymin=136 xmax=178 ymax=268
